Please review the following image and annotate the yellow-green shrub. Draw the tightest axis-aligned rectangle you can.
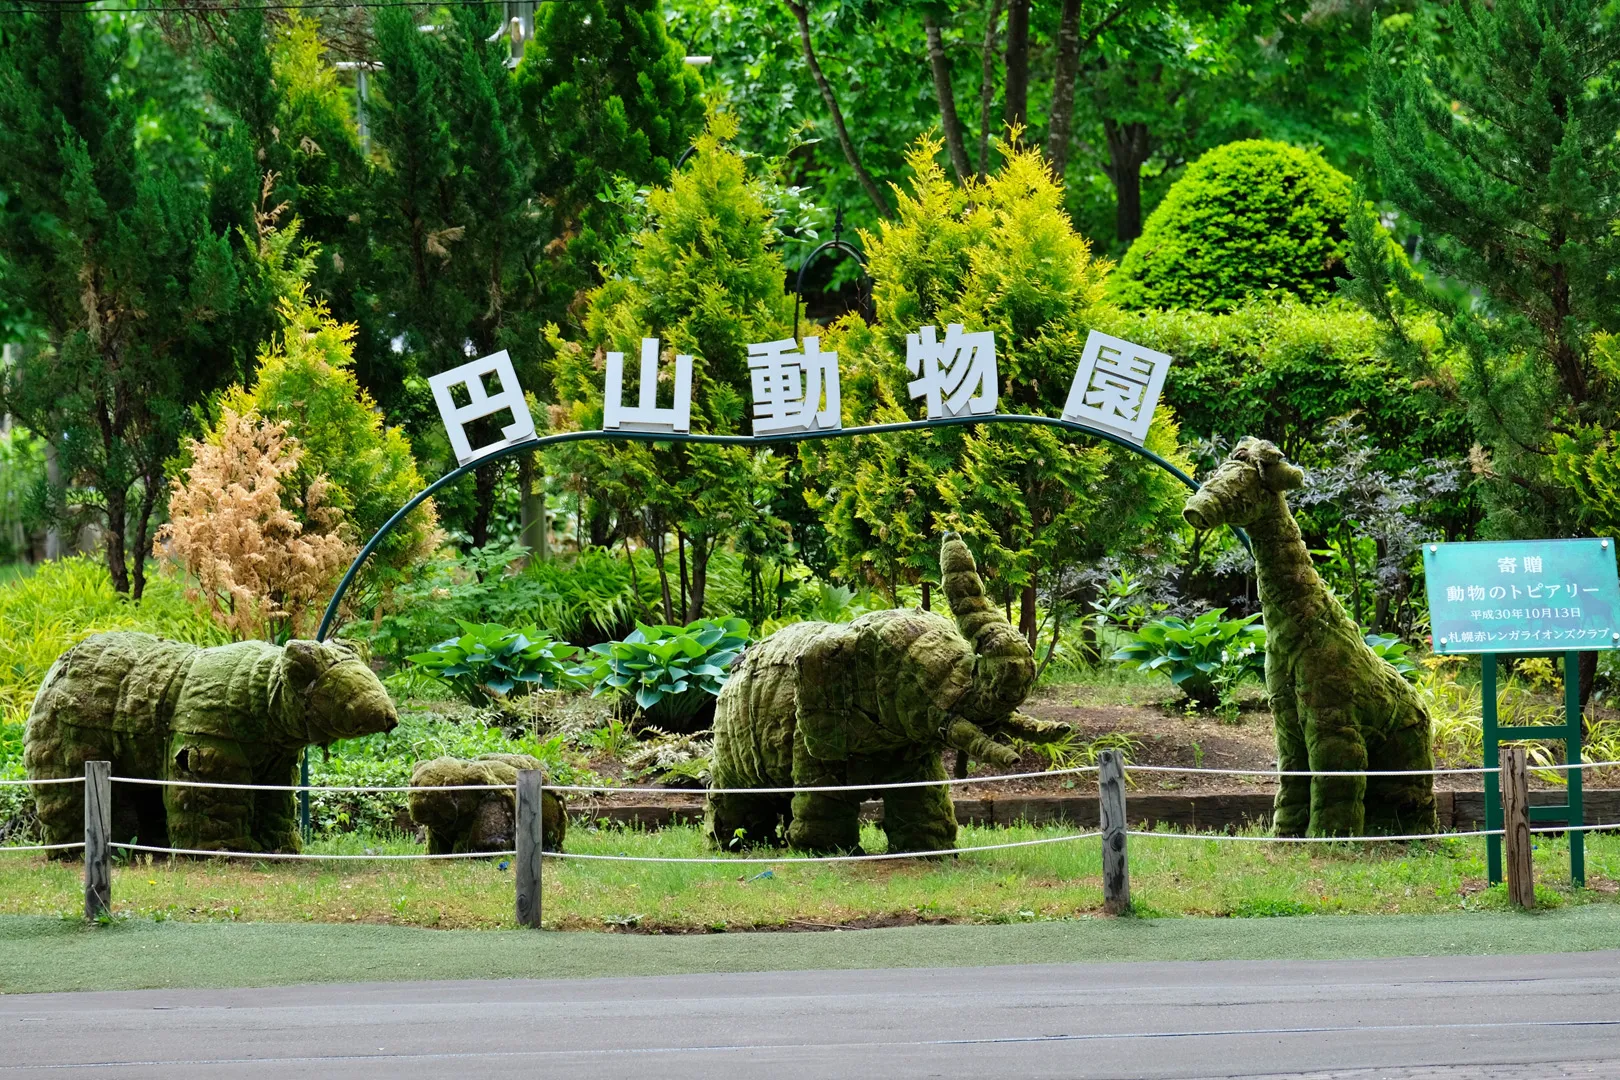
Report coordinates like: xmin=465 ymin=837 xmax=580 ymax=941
xmin=0 ymin=559 xmax=228 ymax=731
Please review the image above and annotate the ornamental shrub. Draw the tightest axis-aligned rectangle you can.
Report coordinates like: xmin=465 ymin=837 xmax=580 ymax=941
xmin=803 ymin=135 xmax=1190 ymax=622
xmin=1110 ymin=140 xmax=1354 ymax=312
xmin=1097 ymin=298 xmax=1464 ymax=473
xmin=222 ymin=283 xmax=439 ymax=578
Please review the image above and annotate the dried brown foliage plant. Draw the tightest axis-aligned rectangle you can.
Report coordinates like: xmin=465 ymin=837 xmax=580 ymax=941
xmin=157 ymin=407 xmax=357 ymax=640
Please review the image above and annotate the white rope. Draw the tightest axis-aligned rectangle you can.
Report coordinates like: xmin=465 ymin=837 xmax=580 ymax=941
xmin=1126 ymin=827 xmax=1502 ymax=843
xmin=0 ymin=841 xmax=86 ymax=852
xmin=551 ymin=765 xmax=1102 ymax=796
xmin=1530 ymin=821 xmax=1620 ymax=834
xmin=1126 ymin=764 xmax=1501 ymax=777
xmin=109 ymin=842 xmax=516 ymax=860
xmin=109 ymin=776 xmax=515 ymax=793
xmin=1536 ymin=760 xmax=1620 ymax=772
xmin=0 ymin=776 xmax=84 ymax=787
xmin=541 ymin=832 xmax=1103 ymax=864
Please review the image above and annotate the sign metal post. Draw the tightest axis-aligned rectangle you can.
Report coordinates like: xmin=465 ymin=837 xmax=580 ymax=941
xmin=1424 ymin=538 xmax=1620 ymax=886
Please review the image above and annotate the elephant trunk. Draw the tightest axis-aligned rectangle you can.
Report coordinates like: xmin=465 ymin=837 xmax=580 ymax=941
xmin=940 ymin=533 xmax=1035 ymax=719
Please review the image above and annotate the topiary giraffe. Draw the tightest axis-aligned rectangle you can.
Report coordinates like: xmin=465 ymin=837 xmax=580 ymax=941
xmin=1183 ymin=437 xmax=1435 ymax=837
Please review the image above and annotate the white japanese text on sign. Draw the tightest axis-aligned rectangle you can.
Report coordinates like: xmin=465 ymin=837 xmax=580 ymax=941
xmin=604 ymin=338 xmax=693 ymax=434
xmin=1061 ymin=329 xmax=1172 ymax=446
xmin=748 ymin=336 xmax=841 ymax=435
xmin=906 ymin=323 xmax=997 ymax=419
xmin=427 ymin=350 xmax=537 ymax=466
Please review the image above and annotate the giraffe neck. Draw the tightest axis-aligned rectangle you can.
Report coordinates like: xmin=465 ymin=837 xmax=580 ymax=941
xmin=1246 ymin=492 xmax=1334 ymax=646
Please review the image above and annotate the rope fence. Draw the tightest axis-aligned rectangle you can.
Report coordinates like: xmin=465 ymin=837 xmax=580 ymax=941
xmin=6 ymin=754 xmax=1615 ymax=922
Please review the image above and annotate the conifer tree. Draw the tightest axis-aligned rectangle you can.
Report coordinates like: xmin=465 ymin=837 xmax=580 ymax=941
xmin=1348 ymin=0 xmax=1620 ymax=540
xmin=0 ymin=6 xmax=242 ymax=597
xmin=545 ymin=114 xmax=793 ymax=620
xmin=369 ymin=3 xmax=543 ymax=546
xmin=805 ymin=137 xmax=1188 ymax=641
xmin=517 ymin=0 xmax=704 ymax=299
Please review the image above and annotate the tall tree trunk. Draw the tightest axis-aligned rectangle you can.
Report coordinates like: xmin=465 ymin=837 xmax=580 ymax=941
xmin=924 ymin=12 xmax=972 ymax=183
xmin=676 ymin=526 xmax=690 ymax=620
xmin=976 ymin=0 xmax=1003 ymax=177
xmin=686 ymin=537 xmax=713 ymax=622
xmin=1019 ymin=581 xmax=1038 ymax=651
xmin=785 ymin=0 xmax=890 ymax=218
xmin=1103 ymin=118 xmax=1150 ymax=243
xmin=1003 ymin=0 xmax=1030 ymax=130
xmin=129 ymin=462 xmax=162 ymax=602
xmin=103 ymin=485 xmax=129 ymax=594
xmin=920 ymin=579 xmax=932 ymax=611
xmin=517 ymin=451 xmax=547 ymax=561
xmin=469 ymin=459 xmax=500 ymax=549
xmin=1579 ymin=650 xmax=1598 ymax=710
xmin=43 ymin=433 xmax=62 ymax=560
xmin=1045 ymin=0 xmax=1083 ymax=175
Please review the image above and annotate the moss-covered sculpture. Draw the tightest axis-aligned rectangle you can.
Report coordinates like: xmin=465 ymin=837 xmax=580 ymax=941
xmin=706 ymin=533 xmax=1066 ymax=854
xmin=408 ymin=754 xmax=565 ymax=854
xmin=1183 ymin=437 xmax=1435 ymax=836
xmin=24 ymin=633 xmax=397 ymax=855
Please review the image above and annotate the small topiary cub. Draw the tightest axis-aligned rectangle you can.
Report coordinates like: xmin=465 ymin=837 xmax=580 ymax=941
xmin=25 ymin=632 xmax=397 ymax=855
xmin=408 ymin=754 xmax=565 ymax=854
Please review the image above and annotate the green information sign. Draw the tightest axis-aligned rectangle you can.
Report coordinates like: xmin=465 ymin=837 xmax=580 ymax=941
xmin=1422 ymin=538 xmax=1620 ymax=655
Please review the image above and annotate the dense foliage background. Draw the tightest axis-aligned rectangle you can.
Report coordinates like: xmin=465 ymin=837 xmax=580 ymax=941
xmin=0 ymin=0 xmax=1613 ymax=755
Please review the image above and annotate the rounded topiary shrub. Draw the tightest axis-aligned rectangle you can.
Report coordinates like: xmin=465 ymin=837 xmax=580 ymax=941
xmin=1110 ymin=140 xmax=1353 ymax=312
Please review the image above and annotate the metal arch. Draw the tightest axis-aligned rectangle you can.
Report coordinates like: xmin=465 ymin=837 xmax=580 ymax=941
xmin=792 ymin=237 xmax=868 ymax=343
xmin=314 ymin=413 xmax=1238 ymax=643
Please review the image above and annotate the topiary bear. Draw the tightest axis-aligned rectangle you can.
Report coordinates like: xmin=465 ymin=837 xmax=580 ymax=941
xmin=408 ymin=754 xmax=566 ymax=855
xmin=1182 ymin=436 xmax=1435 ymax=836
xmin=25 ymin=632 xmax=397 ymax=855
xmin=706 ymin=533 xmax=1068 ymax=854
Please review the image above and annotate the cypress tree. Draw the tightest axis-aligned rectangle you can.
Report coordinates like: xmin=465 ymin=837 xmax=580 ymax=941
xmin=0 ymin=7 xmax=242 ymax=597
xmin=517 ymin=0 xmax=704 ymax=299
xmin=1349 ymin=0 xmax=1620 ymax=538
xmin=369 ymin=3 xmax=542 ymax=547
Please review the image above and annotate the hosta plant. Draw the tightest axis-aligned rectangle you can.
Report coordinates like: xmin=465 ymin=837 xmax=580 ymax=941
xmin=408 ymin=621 xmax=579 ymax=707
xmin=573 ymin=618 xmax=749 ymax=730
xmin=1111 ymin=609 xmax=1266 ymax=710
xmin=1364 ymin=632 xmax=1419 ymax=682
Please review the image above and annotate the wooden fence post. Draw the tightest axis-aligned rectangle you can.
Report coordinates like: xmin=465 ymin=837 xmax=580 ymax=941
xmin=83 ymin=760 xmax=111 ymax=920
xmin=1099 ymin=750 xmax=1130 ymax=916
xmin=515 ymin=769 xmax=543 ymax=929
xmin=1501 ymin=746 xmax=1533 ymax=910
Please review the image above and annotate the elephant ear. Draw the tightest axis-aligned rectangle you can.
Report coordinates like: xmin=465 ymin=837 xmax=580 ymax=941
xmin=794 ymin=624 xmax=862 ymax=762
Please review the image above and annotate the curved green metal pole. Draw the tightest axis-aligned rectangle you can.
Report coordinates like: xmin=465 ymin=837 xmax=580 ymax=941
xmin=299 ymin=412 xmax=1244 ymax=832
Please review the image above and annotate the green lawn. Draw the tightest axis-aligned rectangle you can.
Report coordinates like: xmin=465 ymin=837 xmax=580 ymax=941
xmin=3 ymin=823 xmax=1615 ymax=932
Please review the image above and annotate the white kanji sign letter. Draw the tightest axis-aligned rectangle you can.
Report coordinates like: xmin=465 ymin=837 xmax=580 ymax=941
xmin=603 ymin=338 xmax=692 ymax=434
xmin=747 ymin=336 xmax=841 ymax=435
xmin=1061 ymin=330 xmax=1172 ymax=445
xmin=428 ymin=350 xmax=537 ymax=466
xmin=906 ymin=324 xmax=997 ymax=419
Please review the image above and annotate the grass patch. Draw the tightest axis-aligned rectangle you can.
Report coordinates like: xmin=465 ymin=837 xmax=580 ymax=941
xmin=3 ymin=824 xmax=1616 ymax=932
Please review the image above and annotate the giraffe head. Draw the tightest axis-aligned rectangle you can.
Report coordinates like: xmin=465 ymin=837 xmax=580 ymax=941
xmin=1182 ymin=437 xmax=1304 ymax=530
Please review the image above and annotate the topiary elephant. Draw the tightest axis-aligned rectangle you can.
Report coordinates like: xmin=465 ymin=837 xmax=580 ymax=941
xmin=1182 ymin=436 xmax=1435 ymax=837
xmin=706 ymin=533 xmax=1067 ymax=854
xmin=25 ymin=633 xmax=397 ymax=855
xmin=408 ymin=754 xmax=566 ymax=854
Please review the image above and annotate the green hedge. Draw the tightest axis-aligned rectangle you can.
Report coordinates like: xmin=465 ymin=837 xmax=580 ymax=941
xmin=1098 ymin=298 xmax=1464 ymax=468
xmin=1110 ymin=140 xmax=1353 ymax=312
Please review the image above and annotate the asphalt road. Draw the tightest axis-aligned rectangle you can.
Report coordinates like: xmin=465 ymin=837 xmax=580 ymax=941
xmin=5 ymin=951 xmax=1620 ymax=1079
